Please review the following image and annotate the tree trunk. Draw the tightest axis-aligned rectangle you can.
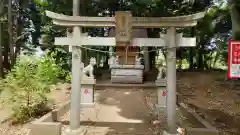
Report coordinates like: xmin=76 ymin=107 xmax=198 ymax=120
xmin=0 ymin=0 xmax=5 ymax=77
xmin=230 ymin=1 xmax=240 ymax=40
xmin=8 ymin=0 xmax=14 ymax=68
xmin=3 ymin=28 xmax=9 ymax=70
xmin=147 ymin=28 xmax=159 ymax=70
xmin=15 ymin=17 xmax=21 ymax=58
xmin=15 ymin=0 xmax=29 ymax=58
xmin=177 ymin=48 xmax=183 ymax=71
xmin=0 ymin=23 xmax=3 ymax=77
xmin=189 ymin=27 xmax=195 ymax=69
xmin=197 ymin=45 xmax=204 ymax=69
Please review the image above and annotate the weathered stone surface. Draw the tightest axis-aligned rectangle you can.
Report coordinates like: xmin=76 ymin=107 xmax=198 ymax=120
xmin=45 ymin=10 xmax=205 ymax=27
xmin=115 ymin=11 xmax=132 ymax=43
xmin=81 ymin=78 xmax=95 ymax=106
xmin=156 ymin=87 xmax=166 ymax=108
xmin=30 ymin=122 xmax=62 ymax=135
xmin=111 ymin=69 xmax=143 ymax=76
xmin=63 ymin=127 xmax=87 ymax=135
xmin=110 ymin=65 xmax=144 ymax=83
xmin=186 ymin=128 xmax=219 ymax=135
xmin=155 ymin=79 xmax=166 ymax=86
xmin=81 ymin=84 xmax=94 ymax=104
xmin=110 ymin=64 xmax=144 ymax=69
xmin=81 ymin=78 xmax=96 ymax=84
xmin=111 ymin=76 xmax=143 ymax=83
xmin=163 ymin=130 xmax=180 ymax=135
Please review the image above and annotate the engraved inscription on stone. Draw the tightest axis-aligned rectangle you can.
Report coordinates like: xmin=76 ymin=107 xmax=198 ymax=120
xmin=73 ymin=52 xmax=80 ymax=59
xmin=115 ymin=11 xmax=132 ymax=43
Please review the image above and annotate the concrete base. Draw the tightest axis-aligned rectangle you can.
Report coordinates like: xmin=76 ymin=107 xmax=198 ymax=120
xmin=155 ymin=104 xmax=178 ymax=113
xmin=185 ymin=128 xmax=219 ymax=135
xmin=63 ymin=127 xmax=87 ymax=135
xmin=81 ymin=102 xmax=95 ymax=108
xmin=155 ymin=104 xmax=166 ymax=112
xmin=155 ymin=79 xmax=166 ymax=86
xmin=163 ymin=131 xmax=180 ymax=135
xmin=30 ymin=122 xmax=62 ymax=135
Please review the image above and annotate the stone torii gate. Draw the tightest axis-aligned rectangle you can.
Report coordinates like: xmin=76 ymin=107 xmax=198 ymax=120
xmin=45 ymin=4 xmax=204 ymax=135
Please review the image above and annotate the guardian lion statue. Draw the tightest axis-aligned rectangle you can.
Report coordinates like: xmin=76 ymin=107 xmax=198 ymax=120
xmin=83 ymin=57 xmax=96 ymax=78
xmin=157 ymin=60 xmax=166 ymax=79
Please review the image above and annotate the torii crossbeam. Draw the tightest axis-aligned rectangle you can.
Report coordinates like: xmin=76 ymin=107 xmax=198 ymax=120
xmin=46 ymin=10 xmax=204 ymax=27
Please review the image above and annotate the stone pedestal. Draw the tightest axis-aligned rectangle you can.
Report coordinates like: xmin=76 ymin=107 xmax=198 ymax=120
xmin=63 ymin=127 xmax=87 ymax=135
xmin=163 ymin=131 xmax=180 ymax=135
xmin=155 ymin=79 xmax=178 ymax=113
xmin=155 ymin=88 xmax=167 ymax=112
xmin=143 ymin=46 xmax=150 ymax=72
xmin=80 ymin=77 xmax=96 ymax=108
xmin=110 ymin=65 xmax=144 ymax=83
xmin=155 ymin=79 xmax=167 ymax=112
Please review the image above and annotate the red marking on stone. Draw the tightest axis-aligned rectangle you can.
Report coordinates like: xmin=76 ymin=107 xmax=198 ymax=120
xmin=231 ymin=43 xmax=240 ymax=64
xmin=162 ymin=91 xmax=166 ymax=97
xmin=84 ymin=89 xmax=89 ymax=94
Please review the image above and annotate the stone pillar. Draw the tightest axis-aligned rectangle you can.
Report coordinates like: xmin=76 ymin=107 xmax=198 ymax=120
xmin=67 ymin=30 xmax=73 ymax=52
xmin=64 ymin=28 xmax=86 ymax=135
xmin=165 ymin=27 xmax=179 ymax=135
xmin=144 ymin=46 xmax=150 ymax=72
xmin=67 ymin=30 xmax=73 ymax=69
xmin=81 ymin=77 xmax=96 ymax=108
xmin=64 ymin=0 xmax=86 ymax=134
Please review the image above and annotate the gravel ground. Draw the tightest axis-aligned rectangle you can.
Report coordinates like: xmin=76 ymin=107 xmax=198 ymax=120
xmin=0 ymin=84 xmax=200 ymax=135
xmin=0 ymin=125 xmax=30 ymax=135
xmin=59 ymin=88 xmax=196 ymax=135
xmin=60 ymin=88 xmax=163 ymax=135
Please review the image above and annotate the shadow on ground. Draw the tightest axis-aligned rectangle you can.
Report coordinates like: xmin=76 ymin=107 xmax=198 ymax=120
xmin=61 ymin=88 xmax=159 ymax=134
xmin=61 ymin=121 xmax=155 ymax=135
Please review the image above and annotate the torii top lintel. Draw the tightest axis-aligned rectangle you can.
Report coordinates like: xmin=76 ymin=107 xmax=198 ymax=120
xmin=45 ymin=10 xmax=205 ymax=28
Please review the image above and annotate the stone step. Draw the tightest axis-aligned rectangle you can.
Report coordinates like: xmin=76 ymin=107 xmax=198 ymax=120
xmin=111 ymin=76 xmax=143 ymax=83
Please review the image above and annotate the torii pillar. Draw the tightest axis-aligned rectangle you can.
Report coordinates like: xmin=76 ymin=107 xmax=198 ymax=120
xmin=64 ymin=0 xmax=85 ymax=134
xmin=165 ymin=27 xmax=177 ymax=134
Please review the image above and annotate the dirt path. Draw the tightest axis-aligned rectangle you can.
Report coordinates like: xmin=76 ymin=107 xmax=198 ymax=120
xmin=0 ymin=90 xmax=12 ymax=123
xmin=61 ymin=89 xmax=159 ymax=135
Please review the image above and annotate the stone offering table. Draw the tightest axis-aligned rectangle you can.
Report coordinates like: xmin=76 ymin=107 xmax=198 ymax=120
xmin=110 ymin=64 xmax=144 ymax=83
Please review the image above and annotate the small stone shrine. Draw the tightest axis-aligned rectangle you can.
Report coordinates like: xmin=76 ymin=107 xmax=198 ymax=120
xmin=108 ymin=12 xmax=144 ymax=83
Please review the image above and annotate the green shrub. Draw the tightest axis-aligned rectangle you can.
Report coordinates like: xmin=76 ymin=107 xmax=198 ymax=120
xmin=1 ymin=53 xmax=68 ymax=124
xmin=2 ymin=56 xmax=50 ymax=124
xmin=36 ymin=53 xmax=63 ymax=85
xmin=65 ymin=72 xmax=72 ymax=83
